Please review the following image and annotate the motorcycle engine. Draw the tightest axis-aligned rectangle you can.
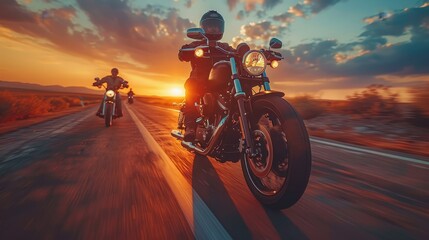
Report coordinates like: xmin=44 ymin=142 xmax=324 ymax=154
xmin=195 ymin=124 xmax=213 ymax=146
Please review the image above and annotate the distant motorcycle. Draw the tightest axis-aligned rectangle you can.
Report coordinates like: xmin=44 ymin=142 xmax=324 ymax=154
xmin=171 ymin=28 xmax=312 ymax=209
xmin=92 ymin=77 xmax=128 ymax=127
xmin=128 ymin=95 xmax=134 ymax=104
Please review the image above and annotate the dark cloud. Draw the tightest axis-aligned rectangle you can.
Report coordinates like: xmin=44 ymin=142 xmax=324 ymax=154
xmin=306 ymin=0 xmax=344 ymax=14
xmin=272 ymin=12 xmax=294 ymax=23
xmin=0 ymin=0 xmax=101 ymax=61
xmin=263 ymin=0 xmax=283 ymax=9
xmin=75 ymin=0 xmax=195 ymax=74
xmin=0 ymin=0 xmax=196 ymax=78
xmin=360 ymin=4 xmax=429 ymax=38
xmin=227 ymin=0 xmax=239 ymax=11
xmin=287 ymin=3 xmax=306 ymax=17
xmin=268 ymin=4 xmax=429 ymax=93
xmin=0 ymin=0 xmax=35 ymax=22
xmin=236 ymin=10 xmax=247 ymax=20
xmin=256 ymin=10 xmax=266 ymax=18
xmin=282 ymin=0 xmax=346 ymax=19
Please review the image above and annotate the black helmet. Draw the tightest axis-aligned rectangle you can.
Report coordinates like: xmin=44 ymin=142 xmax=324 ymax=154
xmin=111 ymin=68 xmax=119 ymax=75
xmin=200 ymin=10 xmax=224 ymax=41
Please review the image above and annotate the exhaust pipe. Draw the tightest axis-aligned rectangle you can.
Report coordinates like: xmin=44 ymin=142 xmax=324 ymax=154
xmin=174 ymin=115 xmax=228 ymax=156
xmin=171 ymin=130 xmax=184 ymax=140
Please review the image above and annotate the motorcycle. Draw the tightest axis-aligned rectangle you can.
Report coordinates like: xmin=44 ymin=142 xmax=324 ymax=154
xmin=171 ymin=28 xmax=312 ymax=209
xmin=128 ymin=95 xmax=134 ymax=104
xmin=92 ymin=78 xmax=128 ymax=127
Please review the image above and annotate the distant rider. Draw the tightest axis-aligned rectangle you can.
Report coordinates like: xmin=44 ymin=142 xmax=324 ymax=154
xmin=127 ymin=88 xmax=135 ymax=98
xmin=178 ymin=10 xmax=235 ymax=141
xmin=95 ymin=68 xmax=128 ymax=117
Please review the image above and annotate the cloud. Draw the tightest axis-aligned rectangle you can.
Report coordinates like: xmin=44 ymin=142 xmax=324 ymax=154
xmin=75 ymin=0 xmax=195 ymax=75
xmin=0 ymin=0 xmax=196 ymax=79
xmin=287 ymin=3 xmax=306 ymax=17
xmin=304 ymin=0 xmax=344 ymax=14
xmin=185 ymin=0 xmax=194 ymax=8
xmin=0 ymin=0 xmax=35 ymax=22
xmin=280 ymin=0 xmax=346 ymax=19
xmin=227 ymin=0 xmax=239 ymax=10
xmin=236 ymin=10 xmax=247 ymax=20
xmin=239 ymin=21 xmax=287 ymax=42
xmin=360 ymin=4 xmax=429 ymax=38
xmin=272 ymin=12 xmax=294 ymax=23
xmin=227 ymin=0 xmax=283 ymax=12
xmin=267 ymin=4 xmax=429 ymax=93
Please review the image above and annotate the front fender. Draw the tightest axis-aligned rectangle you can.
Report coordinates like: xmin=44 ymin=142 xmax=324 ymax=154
xmin=250 ymin=90 xmax=285 ymax=103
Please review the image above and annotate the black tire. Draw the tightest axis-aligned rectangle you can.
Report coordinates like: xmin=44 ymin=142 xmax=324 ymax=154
xmin=241 ymin=96 xmax=312 ymax=209
xmin=104 ymin=103 xmax=113 ymax=127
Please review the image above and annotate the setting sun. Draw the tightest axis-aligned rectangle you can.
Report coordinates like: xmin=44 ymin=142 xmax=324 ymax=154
xmin=170 ymin=87 xmax=185 ymax=97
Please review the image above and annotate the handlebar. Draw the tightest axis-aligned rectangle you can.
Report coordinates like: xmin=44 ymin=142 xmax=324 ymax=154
xmin=180 ymin=44 xmax=283 ymax=62
xmin=92 ymin=79 xmax=129 ymax=90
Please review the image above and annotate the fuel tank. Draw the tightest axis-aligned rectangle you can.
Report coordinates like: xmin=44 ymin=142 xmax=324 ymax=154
xmin=208 ymin=61 xmax=232 ymax=91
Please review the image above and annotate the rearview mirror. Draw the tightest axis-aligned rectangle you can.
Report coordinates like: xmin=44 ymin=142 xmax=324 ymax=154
xmin=269 ymin=38 xmax=282 ymax=49
xmin=187 ymin=28 xmax=206 ymax=40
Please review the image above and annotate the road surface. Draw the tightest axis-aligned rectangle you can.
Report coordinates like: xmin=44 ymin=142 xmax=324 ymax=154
xmin=1 ymin=99 xmax=428 ymax=239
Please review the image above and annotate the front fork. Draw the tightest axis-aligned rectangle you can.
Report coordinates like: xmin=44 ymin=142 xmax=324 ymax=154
xmin=102 ymin=95 xmax=116 ymax=116
xmin=230 ymin=58 xmax=271 ymax=157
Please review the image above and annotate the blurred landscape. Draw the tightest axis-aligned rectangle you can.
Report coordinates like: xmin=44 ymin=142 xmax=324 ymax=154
xmin=1 ymin=82 xmax=428 ymax=156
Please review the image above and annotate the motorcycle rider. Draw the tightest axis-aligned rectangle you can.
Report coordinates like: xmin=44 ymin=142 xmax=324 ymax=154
xmin=127 ymin=88 xmax=135 ymax=97
xmin=95 ymin=68 xmax=128 ymax=117
xmin=127 ymin=88 xmax=135 ymax=104
xmin=178 ymin=10 xmax=235 ymax=141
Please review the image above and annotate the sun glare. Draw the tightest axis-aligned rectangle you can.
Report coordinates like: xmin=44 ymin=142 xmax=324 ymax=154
xmin=170 ymin=87 xmax=185 ymax=96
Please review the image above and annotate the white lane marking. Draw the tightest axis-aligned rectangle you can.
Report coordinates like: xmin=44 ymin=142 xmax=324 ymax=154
xmin=310 ymin=138 xmax=429 ymax=166
xmin=125 ymin=105 xmax=232 ymax=240
xmin=3 ymin=147 xmax=36 ymax=163
xmin=133 ymin=104 xmax=429 ymax=167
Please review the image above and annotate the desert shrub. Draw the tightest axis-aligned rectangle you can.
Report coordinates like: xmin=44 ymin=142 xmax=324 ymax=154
xmin=408 ymin=83 xmax=429 ymax=127
xmin=12 ymin=95 xmax=50 ymax=120
xmin=288 ymin=95 xmax=325 ymax=120
xmin=63 ymin=97 xmax=82 ymax=107
xmin=409 ymin=83 xmax=429 ymax=117
xmin=0 ymin=91 xmax=14 ymax=121
xmin=49 ymin=97 xmax=69 ymax=112
xmin=345 ymin=84 xmax=399 ymax=117
xmin=0 ymin=92 xmax=53 ymax=122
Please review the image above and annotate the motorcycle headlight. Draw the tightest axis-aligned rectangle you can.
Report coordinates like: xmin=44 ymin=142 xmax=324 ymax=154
xmin=242 ymin=50 xmax=267 ymax=76
xmin=106 ymin=90 xmax=115 ymax=98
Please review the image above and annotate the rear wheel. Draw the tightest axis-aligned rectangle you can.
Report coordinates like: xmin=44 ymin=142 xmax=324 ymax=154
xmin=104 ymin=103 xmax=113 ymax=127
xmin=241 ymin=96 xmax=311 ymax=209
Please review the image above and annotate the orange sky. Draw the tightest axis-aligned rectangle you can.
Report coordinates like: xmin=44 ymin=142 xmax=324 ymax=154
xmin=1 ymin=1 xmax=428 ymax=101
xmin=0 ymin=26 xmax=187 ymax=96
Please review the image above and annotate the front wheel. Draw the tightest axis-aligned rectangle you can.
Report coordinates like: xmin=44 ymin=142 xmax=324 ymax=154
xmin=241 ymin=96 xmax=312 ymax=209
xmin=104 ymin=103 xmax=113 ymax=127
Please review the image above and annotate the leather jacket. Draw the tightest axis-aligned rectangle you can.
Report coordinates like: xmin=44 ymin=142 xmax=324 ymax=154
xmin=179 ymin=40 xmax=235 ymax=82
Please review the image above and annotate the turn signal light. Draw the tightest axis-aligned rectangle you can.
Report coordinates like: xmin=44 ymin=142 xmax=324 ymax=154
xmin=195 ymin=48 xmax=204 ymax=57
xmin=270 ymin=60 xmax=279 ymax=69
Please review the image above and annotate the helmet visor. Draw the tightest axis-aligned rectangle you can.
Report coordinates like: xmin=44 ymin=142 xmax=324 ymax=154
xmin=201 ymin=18 xmax=224 ymax=35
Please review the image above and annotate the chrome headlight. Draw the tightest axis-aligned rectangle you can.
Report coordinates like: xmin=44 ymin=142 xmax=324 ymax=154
xmin=242 ymin=50 xmax=267 ymax=76
xmin=105 ymin=90 xmax=115 ymax=98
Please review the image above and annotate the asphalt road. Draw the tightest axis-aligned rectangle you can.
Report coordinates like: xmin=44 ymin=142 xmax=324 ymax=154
xmin=0 ymin=99 xmax=428 ymax=240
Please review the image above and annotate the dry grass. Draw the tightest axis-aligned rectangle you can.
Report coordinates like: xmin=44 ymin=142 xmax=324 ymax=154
xmin=345 ymin=84 xmax=400 ymax=117
xmin=0 ymin=90 xmax=99 ymax=123
xmin=287 ymin=95 xmax=325 ymax=120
